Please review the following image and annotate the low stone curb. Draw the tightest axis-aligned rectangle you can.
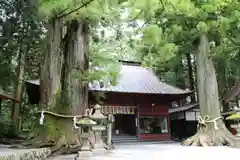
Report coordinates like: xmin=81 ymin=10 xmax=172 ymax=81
xmin=0 ymin=148 xmax=51 ymax=160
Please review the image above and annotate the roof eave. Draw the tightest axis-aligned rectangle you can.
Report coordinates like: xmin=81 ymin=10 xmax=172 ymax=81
xmin=89 ymin=89 xmax=194 ymax=96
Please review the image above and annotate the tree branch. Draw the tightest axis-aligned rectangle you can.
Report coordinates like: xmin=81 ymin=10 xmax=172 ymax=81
xmin=128 ymin=9 xmax=143 ymax=27
xmin=57 ymin=0 xmax=95 ymax=19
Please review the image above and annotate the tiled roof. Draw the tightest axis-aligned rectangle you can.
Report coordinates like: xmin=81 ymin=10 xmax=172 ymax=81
xmin=169 ymin=103 xmax=199 ymax=113
xmin=26 ymin=64 xmax=192 ymax=95
xmin=89 ymin=64 xmax=191 ymax=95
xmin=25 ymin=79 xmax=39 ymax=85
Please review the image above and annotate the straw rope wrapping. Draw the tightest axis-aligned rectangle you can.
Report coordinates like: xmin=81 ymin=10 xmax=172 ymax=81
xmin=39 ymin=111 xmax=45 ymax=125
xmin=73 ymin=116 xmax=79 ymax=129
xmin=197 ymin=115 xmax=222 ymax=132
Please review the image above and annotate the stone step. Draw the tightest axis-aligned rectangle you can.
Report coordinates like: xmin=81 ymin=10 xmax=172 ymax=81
xmin=112 ymin=135 xmax=139 ymax=144
xmin=112 ymin=137 xmax=138 ymax=141
xmin=113 ymin=140 xmax=139 ymax=144
xmin=113 ymin=140 xmax=175 ymax=145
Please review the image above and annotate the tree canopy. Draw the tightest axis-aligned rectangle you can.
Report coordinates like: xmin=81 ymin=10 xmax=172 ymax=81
xmin=0 ymin=0 xmax=239 ymax=147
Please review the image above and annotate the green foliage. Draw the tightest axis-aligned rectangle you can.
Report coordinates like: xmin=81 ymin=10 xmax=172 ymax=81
xmin=83 ymin=37 xmax=121 ymax=86
xmin=1 ymin=0 xmax=239 ymax=140
xmin=122 ymin=0 xmax=240 ymax=94
xmin=39 ymin=0 xmax=122 ymax=23
xmin=196 ymin=21 xmax=209 ymax=33
xmin=0 ymin=101 xmax=16 ymax=137
xmin=1 ymin=0 xmax=44 ymax=90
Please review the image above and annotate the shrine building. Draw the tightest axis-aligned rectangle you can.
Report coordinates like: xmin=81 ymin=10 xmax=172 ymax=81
xmin=25 ymin=60 xmax=193 ymax=142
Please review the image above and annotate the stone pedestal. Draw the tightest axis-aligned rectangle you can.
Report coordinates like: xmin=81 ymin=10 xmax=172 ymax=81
xmin=75 ymin=132 xmax=93 ymax=159
xmin=92 ymin=126 xmax=107 ymax=155
xmin=93 ymin=130 xmax=105 ymax=149
xmin=75 ymin=151 xmax=92 ymax=160
xmin=90 ymin=104 xmax=108 ymax=155
xmin=81 ymin=137 xmax=92 ymax=151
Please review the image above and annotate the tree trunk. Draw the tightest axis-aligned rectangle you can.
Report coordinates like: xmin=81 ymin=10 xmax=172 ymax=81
xmin=26 ymin=19 xmax=90 ymax=155
xmin=193 ymin=55 xmax=198 ymax=101
xmin=186 ymin=52 xmax=195 ymax=102
xmin=61 ymin=19 xmax=89 ymax=115
xmin=11 ymin=44 xmax=25 ymax=127
xmin=0 ymin=100 xmax=2 ymax=115
xmin=40 ymin=19 xmax=63 ymax=109
xmin=182 ymin=34 xmax=240 ymax=147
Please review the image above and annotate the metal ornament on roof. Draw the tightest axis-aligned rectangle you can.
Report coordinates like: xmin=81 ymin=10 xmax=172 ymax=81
xmin=89 ymin=77 xmax=111 ymax=90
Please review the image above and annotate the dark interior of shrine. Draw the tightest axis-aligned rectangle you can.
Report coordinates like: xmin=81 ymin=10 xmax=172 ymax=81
xmin=113 ymin=114 xmax=137 ymax=136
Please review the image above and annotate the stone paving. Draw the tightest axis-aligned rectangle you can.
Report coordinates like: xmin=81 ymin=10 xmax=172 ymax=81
xmin=49 ymin=143 xmax=240 ymax=160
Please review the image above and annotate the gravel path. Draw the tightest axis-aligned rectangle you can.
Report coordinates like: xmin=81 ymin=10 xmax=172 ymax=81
xmin=49 ymin=143 xmax=240 ymax=160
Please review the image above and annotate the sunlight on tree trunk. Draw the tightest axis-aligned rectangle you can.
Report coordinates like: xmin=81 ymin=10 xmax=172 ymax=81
xmin=182 ymin=34 xmax=240 ymax=147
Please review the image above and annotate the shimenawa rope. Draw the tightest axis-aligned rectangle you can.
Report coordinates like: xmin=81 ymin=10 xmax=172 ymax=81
xmin=38 ymin=110 xmax=85 ymax=129
xmin=39 ymin=111 xmax=45 ymax=125
xmin=197 ymin=115 xmax=222 ymax=132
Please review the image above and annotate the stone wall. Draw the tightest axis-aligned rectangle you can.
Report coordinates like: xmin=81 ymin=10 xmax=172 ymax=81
xmin=0 ymin=148 xmax=51 ymax=160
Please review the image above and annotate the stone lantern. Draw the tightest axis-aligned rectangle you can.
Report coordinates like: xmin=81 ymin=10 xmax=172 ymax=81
xmin=226 ymin=108 xmax=240 ymax=137
xmin=90 ymin=104 xmax=107 ymax=154
xmin=75 ymin=113 xmax=97 ymax=160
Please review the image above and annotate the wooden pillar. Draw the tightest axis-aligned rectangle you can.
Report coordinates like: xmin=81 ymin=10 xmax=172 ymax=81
xmin=107 ymin=114 xmax=113 ymax=147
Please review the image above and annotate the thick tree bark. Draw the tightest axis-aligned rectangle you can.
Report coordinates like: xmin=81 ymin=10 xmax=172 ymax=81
xmin=61 ymin=19 xmax=89 ymax=115
xmin=26 ymin=19 xmax=90 ymax=155
xmin=40 ymin=19 xmax=63 ymax=109
xmin=182 ymin=34 xmax=240 ymax=147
